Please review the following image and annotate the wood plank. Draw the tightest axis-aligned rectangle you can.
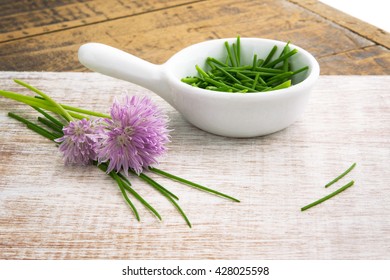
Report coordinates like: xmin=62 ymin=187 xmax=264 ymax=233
xmin=0 ymin=72 xmax=389 ymax=259
xmin=0 ymin=0 xmax=200 ymax=42
xmin=318 ymin=45 xmax=390 ymax=75
xmin=289 ymin=0 xmax=390 ymax=49
xmin=0 ymin=0 xmax=385 ymax=74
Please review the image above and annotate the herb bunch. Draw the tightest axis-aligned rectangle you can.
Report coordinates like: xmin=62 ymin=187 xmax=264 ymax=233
xmin=182 ymin=36 xmax=309 ymax=93
xmin=0 ymin=79 xmax=239 ymax=227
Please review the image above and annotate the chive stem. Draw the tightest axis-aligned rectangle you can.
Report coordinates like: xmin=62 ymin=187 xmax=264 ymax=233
xmin=138 ymin=172 xmax=192 ymax=227
xmin=150 ymin=167 xmax=240 ymax=202
xmin=301 ymin=180 xmax=354 ymax=211
xmin=325 ymin=163 xmax=357 ymax=188
xmin=137 ymin=173 xmax=179 ymax=201
xmin=8 ymin=112 xmax=58 ymax=141
xmin=32 ymin=106 xmax=65 ymax=128
xmin=14 ymin=79 xmax=74 ymax=122
xmin=117 ymin=173 xmax=162 ymax=221
xmin=37 ymin=117 xmax=64 ymax=134
xmin=225 ymin=41 xmax=236 ymax=67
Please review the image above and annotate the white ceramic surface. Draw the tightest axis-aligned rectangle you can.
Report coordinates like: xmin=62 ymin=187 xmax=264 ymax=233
xmin=78 ymin=38 xmax=320 ymax=137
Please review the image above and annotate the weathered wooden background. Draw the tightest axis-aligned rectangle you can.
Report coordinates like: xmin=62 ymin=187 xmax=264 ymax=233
xmin=0 ymin=0 xmax=389 ymax=74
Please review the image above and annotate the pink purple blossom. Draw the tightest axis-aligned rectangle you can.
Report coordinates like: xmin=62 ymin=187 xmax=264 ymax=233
xmin=56 ymin=118 xmax=102 ymax=165
xmin=97 ymin=95 xmax=169 ymax=175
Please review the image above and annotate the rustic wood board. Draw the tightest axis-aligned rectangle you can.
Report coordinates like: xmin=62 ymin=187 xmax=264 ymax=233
xmin=0 ymin=72 xmax=389 ymax=260
xmin=1 ymin=0 xmax=389 ymax=74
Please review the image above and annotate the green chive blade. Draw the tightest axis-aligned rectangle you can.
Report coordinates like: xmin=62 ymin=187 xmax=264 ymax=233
xmin=14 ymin=79 xmax=74 ymax=122
xmin=325 ymin=163 xmax=357 ymax=188
xmin=150 ymin=167 xmax=240 ymax=202
xmin=301 ymin=180 xmax=355 ymax=211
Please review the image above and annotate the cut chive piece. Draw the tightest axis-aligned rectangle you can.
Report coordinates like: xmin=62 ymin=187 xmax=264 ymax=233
xmin=225 ymin=41 xmax=236 ymax=67
xmin=263 ymin=45 xmax=278 ymax=66
xmin=325 ymin=163 xmax=357 ymax=188
xmin=181 ymin=36 xmax=309 ymax=93
xmin=301 ymin=180 xmax=354 ymax=211
xmin=236 ymin=36 xmax=241 ymax=65
xmin=264 ymin=48 xmax=298 ymax=68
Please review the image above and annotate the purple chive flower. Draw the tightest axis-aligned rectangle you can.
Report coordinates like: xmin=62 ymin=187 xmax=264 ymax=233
xmin=97 ymin=95 xmax=169 ymax=175
xmin=56 ymin=119 xmax=102 ymax=165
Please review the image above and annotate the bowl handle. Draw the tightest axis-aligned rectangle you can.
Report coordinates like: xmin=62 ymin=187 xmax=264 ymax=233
xmin=78 ymin=43 xmax=170 ymax=99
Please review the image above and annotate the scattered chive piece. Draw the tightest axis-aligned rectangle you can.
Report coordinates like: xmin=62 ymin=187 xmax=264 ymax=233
xmin=301 ymin=180 xmax=354 ymax=211
xmin=181 ymin=36 xmax=308 ymax=92
xmin=325 ymin=163 xmax=357 ymax=188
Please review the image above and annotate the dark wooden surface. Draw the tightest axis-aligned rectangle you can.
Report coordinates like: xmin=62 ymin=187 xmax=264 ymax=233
xmin=0 ymin=0 xmax=389 ymax=74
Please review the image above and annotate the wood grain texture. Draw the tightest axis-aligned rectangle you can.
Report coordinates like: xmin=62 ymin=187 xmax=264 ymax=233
xmin=289 ymin=0 xmax=390 ymax=48
xmin=0 ymin=72 xmax=389 ymax=259
xmin=0 ymin=0 xmax=199 ymax=42
xmin=0 ymin=0 xmax=389 ymax=74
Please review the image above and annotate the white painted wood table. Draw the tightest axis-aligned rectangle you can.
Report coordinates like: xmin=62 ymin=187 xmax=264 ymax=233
xmin=0 ymin=72 xmax=389 ymax=259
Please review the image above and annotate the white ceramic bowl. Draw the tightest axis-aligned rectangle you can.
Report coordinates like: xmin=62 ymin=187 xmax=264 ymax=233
xmin=78 ymin=38 xmax=320 ymax=137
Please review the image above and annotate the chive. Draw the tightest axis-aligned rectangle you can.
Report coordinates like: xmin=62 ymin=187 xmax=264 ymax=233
xmin=195 ymin=65 xmax=209 ymax=79
xmin=292 ymin=65 xmax=309 ymax=75
xmin=181 ymin=77 xmax=200 ymax=84
xmin=252 ymin=54 xmax=258 ymax=70
xmin=224 ymin=41 xmax=236 ymax=67
xmin=121 ymin=182 xmax=162 ymax=220
xmin=8 ymin=112 xmax=58 ymax=141
xmin=233 ymin=83 xmax=257 ymax=92
xmin=281 ymin=43 xmax=290 ymax=72
xmin=263 ymin=45 xmax=278 ymax=66
xmin=32 ymin=106 xmax=65 ymax=128
xmin=214 ymin=65 xmax=241 ymax=84
xmin=207 ymin=57 xmax=228 ymax=67
xmin=138 ymin=173 xmax=179 ymax=201
xmin=35 ymin=96 xmax=110 ymax=119
xmin=111 ymin=172 xmax=140 ymax=221
xmin=150 ymin=167 xmax=240 ymax=202
xmin=204 ymin=77 xmax=239 ymax=92
xmin=236 ymin=35 xmax=241 ymax=65
xmin=325 ymin=163 xmax=357 ymax=188
xmin=265 ymin=80 xmax=291 ymax=91
xmin=26 ymin=123 xmax=58 ymax=140
xmin=264 ymin=48 xmax=298 ymax=68
xmin=37 ymin=116 xmax=64 ymax=134
xmin=301 ymin=180 xmax=354 ymax=211
xmin=182 ymin=36 xmax=308 ymax=93
xmin=279 ymin=41 xmax=291 ymax=58
xmin=14 ymin=79 xmax=74 ymax=122
xmin=138 ymin=172 xmax=191 ymax=228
